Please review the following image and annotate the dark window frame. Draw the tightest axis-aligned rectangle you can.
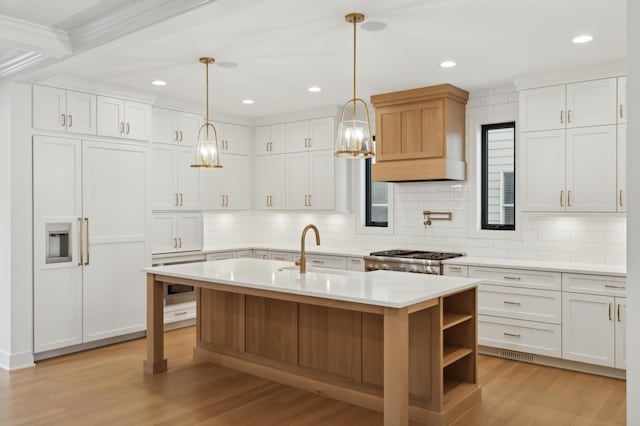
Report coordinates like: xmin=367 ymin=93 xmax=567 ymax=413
xmin=481 ymin=122 xmax=516 ymax=231
xmin=365 ymin=157 xmax=388 ymax=227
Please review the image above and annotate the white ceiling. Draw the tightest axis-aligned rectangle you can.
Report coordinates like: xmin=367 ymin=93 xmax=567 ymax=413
xmin=4 ymin=0 xmax=628 ymax=118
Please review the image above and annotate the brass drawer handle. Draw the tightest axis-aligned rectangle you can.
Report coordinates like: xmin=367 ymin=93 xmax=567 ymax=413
xmin=179 ymin=131 xmax=183 ymax=141
xmin=560 ymin=190 xmax=564 ymax=207
xmin=619 ymin=190 xmax=624 ymax=208
xmin=503 ymin=276 xmax=521 ymax=281
xmin=503 ymin=300 xmax=521 ymax=306
xmin=504 ymin=332 xmax=521 ymax=338
xmin=617 ymin=304 xmax=621 ymax=322
xmin=605 ymin=284 xmax=626 ymax=290
xmin=609 ymin=303 xmax=612 ymax=321
xmin=449 ymin=266 xmax=462 ymax=271
xmin=126 ymin=122 xmax=130 ymax=135
xmin=174 ymin=311 xmax=188 ymax=316
xmin=620 ymin=104 xmax=624 ymax=119
xmin=567 ymin=110 xmax=572 ymax=123
xmin=61 ymin=114 xmax=66 ymax=127
xmin=567 ymin=190 xmax=572 ymax=207
xmin=175 ymin=130 xmax=179 ymax=141
xmin=311 ymin=260 xmax=325 ymax=264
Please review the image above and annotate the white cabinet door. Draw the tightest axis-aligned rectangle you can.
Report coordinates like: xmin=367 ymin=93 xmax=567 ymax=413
xmin=618 ymin=76 xmax=627 ymax=124
xmin=286 ymin=120 xmax=310 ymax=152
xmin=615 ymin=298 xmax=627 ymax=369
xmin=519 ymin=85 xmax=565 ymax=132
xmin=308 ymin=117 xmax=335 ymax=150
xmin=82 ymin=140 xmax=148 ymax=342
xmin=222 ymin=123 xmax=251 ymax=155
xmin=566 ymin=78 xmax=617 ymax=128
xmin=152 ymin=108 xmax=179 ymax=143
xmin=66 ymin=91 xmax=97 ymax=135
xmin=256 ymin=125 xmax=271 ymax=155
xmin=33 ymin=136 xmax=83 ymax=352
xmin=177 ymin=146 xmax=201 ymax=210
xmin=223 ymin=154 xmax=251 ymax=210
xmin=151 ymin=213 xmax=178 ymax=254
xmin=617 ymin=124 xmax=626 ymax=212
xmin=177 ymin=213 xmax=202 ymax=252
xmin=308 ymin=150 xmax=334 ymax=210
xmin=270 ymin=154 xmax=286 ymax=209
xmin=286 ymin=152 xmax=309 ymax=209
xmin=177 ymin=112 xmax=202 ymax=144
xmin=255 ymin=154 xmax=286 ymax=210
xmin=270 ymin=124 xmax=286 ymax=154
xmin=97 ymin=96 xmax=125 ymax=138
xmin=521 ymin=130 xmax=566 ymax=211
xmin=562 ymin=292 xmax=615 ymax=367
xmin=199 ymin=164 xmax=224 ymax=210
xmin=565 ymin=125 xmax=616 ymax=212
xmin=124 ymin=101 xmax=151 ymax=140
xmin=33 ymin=85 xmax=67 ymax=132
xmin=150 ymin=145 xmax=179 ymax=210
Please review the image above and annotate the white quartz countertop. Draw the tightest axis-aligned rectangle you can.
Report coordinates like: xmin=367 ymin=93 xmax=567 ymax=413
xmin=443 ymin=256 xmax=626 ymax=277
xmin=199 ymin=243 xmax=370 ymax=258
xmin=143 ymin=258 xmax=481 ymax=308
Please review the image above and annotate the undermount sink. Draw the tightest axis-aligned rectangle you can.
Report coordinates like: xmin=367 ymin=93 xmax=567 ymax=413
xmin=276 ymin=265 xmax=350 ymax=276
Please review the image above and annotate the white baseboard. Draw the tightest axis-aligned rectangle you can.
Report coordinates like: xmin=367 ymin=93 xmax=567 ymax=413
xmin=0 ymin=349 xmax=35 ymax=371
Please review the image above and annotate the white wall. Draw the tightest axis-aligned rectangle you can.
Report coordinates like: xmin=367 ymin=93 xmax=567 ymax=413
xmin=626 ymin=0 xmax=639 ymax=422
xmin=210 ymin=86 xmax=626 ymax=267
xmin=0 ymin=82 xmax=12 ymax=369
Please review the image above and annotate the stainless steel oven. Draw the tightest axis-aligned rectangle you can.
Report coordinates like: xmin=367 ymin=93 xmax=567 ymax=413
xmin=152 ymin=259 xmax=199 ymax=305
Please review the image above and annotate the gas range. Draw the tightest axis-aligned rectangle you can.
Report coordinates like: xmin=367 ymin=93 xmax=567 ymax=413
xmin=364 ymin=249 xmax=465 ymax=275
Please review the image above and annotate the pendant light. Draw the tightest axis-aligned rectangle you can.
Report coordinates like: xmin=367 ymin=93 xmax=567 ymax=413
xmin=335 ymin=13 xmax=374 ymax=159
xmin=191 ymin=57 xmax=222 ymax=168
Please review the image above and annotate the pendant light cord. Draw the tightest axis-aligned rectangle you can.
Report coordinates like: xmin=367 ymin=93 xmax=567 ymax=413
xmin=205 ymin=61 xmax=209 ymax=139
xmin=352 ymin=18 xmax=357 ymax=121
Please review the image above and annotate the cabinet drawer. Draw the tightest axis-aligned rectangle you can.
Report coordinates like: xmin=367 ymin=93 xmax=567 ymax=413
xmin=234 ymin=250 xmax=253 ymax=258
xmin=206 ymin=252 xmax=235 ymax=261
xmin=305 ymin=254 xmax=347 ymax=270
xmin=253 ymin=250 xmax=269 ymax=259
xmin=469 ymin=266 xmax=561 ymax=291
xmin=444 ymin=264 xmax=468 ymax=277
xmin=479 ymin=315 xmax=561 ymax=358
xmin=562 ymin=273 xmax=626 ymax=296
xmin=164 ymin=305 xmax=196 ymax=324
xmin=347 ymin=257 xmax=364 ymax=271
xmin=268 ymin=251 xmax=293 ymax=262
xmin=479 ymin=285 xmax=561 ymax=324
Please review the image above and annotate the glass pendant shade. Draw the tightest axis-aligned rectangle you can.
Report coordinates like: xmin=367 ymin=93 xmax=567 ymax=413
xmin=335 ymin=98 xmax=374 ymax=158
xmin=335 ymin=12 xmax=374 ymax=160
xmin=191 ymin=56 xmax=222 ymax=168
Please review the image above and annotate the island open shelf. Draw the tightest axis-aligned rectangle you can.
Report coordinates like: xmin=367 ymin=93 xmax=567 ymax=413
xmin=143 ymin=259 xmax=481 ymax=426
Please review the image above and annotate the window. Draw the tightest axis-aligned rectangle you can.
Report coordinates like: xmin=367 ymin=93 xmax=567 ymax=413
xmin=365 ymin=157 xmax=388 ymax=227
xmin=481 ymin=122 xmax=516 ymax=230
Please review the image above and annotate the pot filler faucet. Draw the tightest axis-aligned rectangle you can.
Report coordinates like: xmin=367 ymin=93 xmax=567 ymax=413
xmin=295 ymin=224 xmax=320 ymax=273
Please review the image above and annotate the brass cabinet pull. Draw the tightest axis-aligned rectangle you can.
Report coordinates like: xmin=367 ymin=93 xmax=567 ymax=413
xmin=266 ymin=196 xmax=270 ymax=207
xmin=304 ymin=138 xmax=308 ymax=148
xmin=567 ymin=110 xmax=572 ymax=123
xmin=78 ymin=218 xmax=83 ymax=266
xmin=175 ymin=130 xmax=179 ymax=141
xmin=120 ymin=122 xmax=124 ymax=134
xmin=304 ymin=195 xmax=308 ymax=206
xmin=620 ymin=104 xmax=624 ymax=119
xmin=567 ymin=190 xmax=572 ymax=207
xmin=617 ymin=304 xmax=621 ymax=322
xmin=270 ymin=142 xmax=273 ymax=151
xmin=503 ymin=300 xmax=521 ymax=306
xmin=449 ymin=266 xmax=462 ymax=271
xmin=311 ymin=260 xmax=325 ymax=264
xmin=308 ymin=138 xmax=311 ymax=148
xmin=266 ymin=142 xmax=269 ymax=152
xmin=174 ymin=238 xmax=177 ymax=249
xmin=178 ymin=238 xmax=182 ymax=248
xmin=61 ymin=114 xmax=66 ymax=127
xmin=174 ymin=311 xmax=188 ymax=316
xmin=560 ymin=111 xmax=564 ymax=124
xmin=504 ymin=332 xmax=521 ymax=338
xmin=605 ymin=284 xmax=626 ymax=290
xmin=175 ymin=193 xmax=179 ymax=206
xmin=308 ymin=194 xmax=312 ymax=207
xmin=609 ymin=303 xmax=613 ymax=321
xmin=126 ymin=122 xmax=130 ymax=135
xmin=179 ymin=193 xmax=183 ymax=206
xmin=179 ymin=131 xmax=183 ymax=141
xmin=84 ymin=218 xmax=90 ymax=266
xmin=68 ymin=115 xmax=73 ymax=127
xmin=560 ymin=190 xmax=564 ymax=207
xmin=221 ymin=195 xmax=225 ymax=207
xmin=503 ymin=276 xmax=521 ymax=281
xmin=620 ymin=190 xmax=624 ymax=207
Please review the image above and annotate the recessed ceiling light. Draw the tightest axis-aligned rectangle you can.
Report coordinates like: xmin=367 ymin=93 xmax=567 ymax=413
xmin=361 ymin=21 xmax=387 ymax=32
xmin=572 ymin=34 xmax=593 ymax=44
xmin=440 ymin=61 xmax=456 ymax=68
xmin=242 ymin=99 xmax=254 ymax=104
xmin=151 ymin=80 xmax=167 ymax=86
xmin=217 ymin=61 xmax=238 ymax=68
xmin=308 ymin=86 xmax=322 ymax=93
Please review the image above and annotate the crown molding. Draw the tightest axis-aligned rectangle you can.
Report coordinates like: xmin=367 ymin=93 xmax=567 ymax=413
xmin=514 ymin=60 xmax=627 ymax=90
xmin=0 ymin=52 xmax=56 ymax=79
xmin=0 ymin=15 xmax=72 ymax=58
xmin=68 ymin=0 xmax=214 ymax=53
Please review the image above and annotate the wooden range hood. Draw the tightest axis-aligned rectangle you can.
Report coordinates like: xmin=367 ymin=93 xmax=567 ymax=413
xmin=371 ymin=84 xmax=469 ymax=182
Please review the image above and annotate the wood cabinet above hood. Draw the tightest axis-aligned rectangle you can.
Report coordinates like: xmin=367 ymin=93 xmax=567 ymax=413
xmin=371 ymin=84 xmax=469 ymax=182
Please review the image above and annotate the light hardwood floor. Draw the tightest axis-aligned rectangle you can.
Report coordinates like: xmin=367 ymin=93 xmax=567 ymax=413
xmin=0 ymin=327 xmax=626 ymax=425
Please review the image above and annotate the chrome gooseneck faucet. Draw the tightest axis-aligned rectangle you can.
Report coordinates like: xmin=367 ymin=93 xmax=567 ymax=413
xmin=296 ymin=224 xmax=320 ymax=273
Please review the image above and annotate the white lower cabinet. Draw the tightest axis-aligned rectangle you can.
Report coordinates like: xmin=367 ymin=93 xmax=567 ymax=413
xmin=562 ymin=292 xmax=626 ymax=369
xmin=305 ymin=254 xmax=347 ymax=270
xmin=479 ymin=284 xmax=561 ymax=324
xmin=268 ymin=251 xmax=294 ymax=262
xmin=151 ymin=213 xmax=202 ymax=254
xmin=347 ymin=257 xmax=365 ymax=272
xmin=478 ymin=315 xmax=562 ymax=358
xmin=443 ymin=264 xmax=468 ymax=277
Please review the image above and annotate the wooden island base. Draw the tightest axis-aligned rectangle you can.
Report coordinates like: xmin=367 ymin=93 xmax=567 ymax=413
xmin=145 ymin=273 xmax=480 ymax=426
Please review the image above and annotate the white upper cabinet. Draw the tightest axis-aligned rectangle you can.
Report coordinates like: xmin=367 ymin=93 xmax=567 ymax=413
xmin=519 ymin=85 xmax=565 ymax=132
xmin=565 ymin=125 xmax=617 ymax=212
xmin=200 ymin=153 xmax=251 ymax=210
xmin=520 ymin=78 xmax=617 ymax=132
xmin=151 ymin=212 xmax=202 ymax=254
xmin=521 ymin=130 xmax=566 ymax=212
xmin=255 ymin=154 xmax=286 ymax=209
xmin=618 ymin=76 xmax=627 ymax=124
xmin=565 ymin=79 xmax=617 ymax=128
xmin=256 ymin=124 xmax=285 ymax=155
xmin=214 ymin=121 xmax=251 ymax=155
xmin=617 ymin=124 xmax=626 ymax=212
xmin=152 ymin=107 xmax=202 ymax=144
xmin=150 ymin=145 xmax=201 ymax=211
xmin=33 ymin=85 xmax=97 ymax=135
xmin=97 ymin=96 xmax=151 ymax=141
xmin=285 ymin=117 xmax=334 ymax=152
xmin=285 ymin=150 xmax=335 ymax=210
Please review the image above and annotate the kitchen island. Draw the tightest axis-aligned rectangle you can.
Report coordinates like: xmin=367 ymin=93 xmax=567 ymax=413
xmin=143 ymin=258 xmax=482 ymax=426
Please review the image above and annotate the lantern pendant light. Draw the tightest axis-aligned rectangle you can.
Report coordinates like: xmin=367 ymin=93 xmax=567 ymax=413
xmin=335 ymin=13 xmax=374 ymax=159
xmin=191 ymin=57 xmax=222 ymax=168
